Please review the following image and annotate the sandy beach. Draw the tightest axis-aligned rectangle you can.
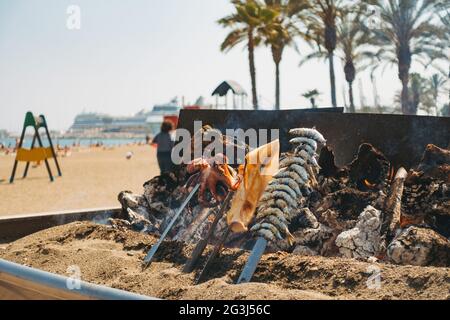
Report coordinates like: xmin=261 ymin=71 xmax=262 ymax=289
xmin=0 ymin=145 xmax=159 ymax=216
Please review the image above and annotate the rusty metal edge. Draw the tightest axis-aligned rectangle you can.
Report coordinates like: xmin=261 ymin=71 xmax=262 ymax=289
xmin=0 ymin=207 xmax=122 ymax=243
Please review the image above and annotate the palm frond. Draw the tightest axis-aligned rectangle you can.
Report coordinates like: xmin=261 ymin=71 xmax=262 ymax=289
xmin=220 ymin=29 xmax=247 ymax=52
xmin=299 ymin=50 xmax=328 ymax=67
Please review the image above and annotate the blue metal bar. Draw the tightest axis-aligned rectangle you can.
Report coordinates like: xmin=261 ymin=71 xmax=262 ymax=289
xmin=236 ymin=237 xmax=268 ymax=284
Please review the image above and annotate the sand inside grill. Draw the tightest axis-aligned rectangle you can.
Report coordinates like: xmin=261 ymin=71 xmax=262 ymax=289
xmin=1 ymin=221 xmax=449 ymax=300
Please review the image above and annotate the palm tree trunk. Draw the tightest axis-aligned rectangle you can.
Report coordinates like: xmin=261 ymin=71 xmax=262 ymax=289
xmin=275 ymin=61 xmax=280 ymax=110
xmin=401 ymin=75 xmax=410 ymax=114
xmin=348 ymin=81 xmax=355 ymax=113
xmin=398 ymin=46 xmax=412 ymax=114
xmin=434 ymin=92 xmax=438 ymax=116
xmin=248 ymin=29 xmax=258 ymax=109
xmin=328 ymin=52 xmax=337 ymax=108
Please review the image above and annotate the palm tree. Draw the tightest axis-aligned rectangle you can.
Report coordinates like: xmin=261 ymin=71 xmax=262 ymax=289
xmin=302 ymin=89 xmax=321 ymax=108
xmin=262 ymin=0 xmax=310 ymax=110
xmin=219 ymin=0 xmax=276 ymax=109
xmin=410 ymin=73 xmax=434 ymax=114
xmin=429 ymin=73 xmax=447 ymax=107
xmin=437 ymin=5 xmax=450 ymax=107
xmin=438 ymin=3 xmax=450 ymax=46
xmin=441 ymin=104 xmax=450 ymax=116
xmin=394 ymin=73 xmax=434 ymax=114
xmin=303 ymin=0 xmax=346 ymax=108
xmin=366 ymin=0 xmax=447 ymax=115
xmin=337 ymin=9 xmax=374 ymax=113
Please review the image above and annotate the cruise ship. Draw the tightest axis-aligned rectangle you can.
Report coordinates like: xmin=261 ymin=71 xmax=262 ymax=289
xmin=68 ymin=98 xmax=183 ymax=136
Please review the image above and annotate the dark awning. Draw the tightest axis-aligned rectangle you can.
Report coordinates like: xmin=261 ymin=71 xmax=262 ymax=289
xmin=212 ymin=80 xmax=247 ymax=97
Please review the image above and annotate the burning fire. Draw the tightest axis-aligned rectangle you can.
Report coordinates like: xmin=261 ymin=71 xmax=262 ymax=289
xmin=363 ymin=179 xmax=377 ymax=189
xmin=363 ymin=164 xmax=394 ymax=189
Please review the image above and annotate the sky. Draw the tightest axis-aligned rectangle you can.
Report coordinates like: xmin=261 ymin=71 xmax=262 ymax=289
xmin=0 ymin=0 xmax=446 ymax=133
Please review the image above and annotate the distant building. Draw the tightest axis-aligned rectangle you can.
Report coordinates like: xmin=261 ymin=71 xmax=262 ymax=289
xmin=68 ymin=97 xmax=182 ymax=136
xmin=146 ymin=98 xmax=182 ymax=133
xmin=212 ymin=80 xmax=247 ymax=109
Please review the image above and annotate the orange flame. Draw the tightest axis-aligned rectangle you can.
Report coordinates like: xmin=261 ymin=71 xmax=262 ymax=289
xmin=363 ymin=179 xmax=377 ymax=188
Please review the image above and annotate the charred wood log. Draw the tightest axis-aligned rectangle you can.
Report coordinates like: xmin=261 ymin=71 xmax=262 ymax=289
xmin=348 ymin=143 xmax=391 ymax=191
xmin=381 ymin=168 xmax=408 ymax=246
xmin=317 ymin=146 xmax=348 ymax=195
xmin=401 ymin=176 xmax=449 ymax=227
xmin=401 ymin=145 xmax=449 ymax=237
xmin=417 ymin=144 xmax=450 ymax=174
xmin=314 ymin=187 xmax=379 ymax=222
xmin=142 ymin=171 xmax=187 ymax=217
xmin=318 ymin=146 xmax=340 ymax=178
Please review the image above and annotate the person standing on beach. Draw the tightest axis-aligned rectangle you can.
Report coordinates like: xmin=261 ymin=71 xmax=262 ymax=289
xmin=152 ymin=121 xmax=174 ymax=174
xmin=145 ymin=134 xmax=151 ymax=145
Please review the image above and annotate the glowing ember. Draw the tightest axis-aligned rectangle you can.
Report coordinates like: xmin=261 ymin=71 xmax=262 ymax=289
xmin=363 ymin=179 xmax=377 ymax=188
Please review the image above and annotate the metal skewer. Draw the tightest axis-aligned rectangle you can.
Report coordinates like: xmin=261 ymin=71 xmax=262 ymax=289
xmin=236 ymin=237 xmax=267 ymax=284
xmin=195 ymin=226 xmax=231 ymax=284
xmin=142 ymin=183 xmax=200 ymax=270
xmin=183 ymin=191 xmax=234 ymax=274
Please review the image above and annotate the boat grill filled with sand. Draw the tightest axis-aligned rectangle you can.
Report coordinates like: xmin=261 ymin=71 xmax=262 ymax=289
xmin=1 ymin=220 xmax=449 ymax=300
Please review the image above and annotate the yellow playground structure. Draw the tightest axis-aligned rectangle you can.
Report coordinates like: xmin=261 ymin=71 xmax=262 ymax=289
xmin=9 ymin=112 xmax=62 ymax=183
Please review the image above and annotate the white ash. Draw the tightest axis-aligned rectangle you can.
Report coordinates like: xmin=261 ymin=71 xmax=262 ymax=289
xmin=119 ymin=191 xmax=141 ymax=208
xmin=387 ymin=226 xmax=450 ymax=267
xmin=126 ymin=208 xmax=155 ymax=233
xmin=148 ymin=201 xmax=171 ymax=215
xmin=173 ymin=206 xmax=212 ymax=243
xmin=335 ymin=205 xmax=382 ymax=259
xmin=118 ymin=191 xmax=157 ymax=225
xmin=118 ymin=191 xmax=152 ymax=215
xmin=116 ymin=187 xmax=232 ymax=246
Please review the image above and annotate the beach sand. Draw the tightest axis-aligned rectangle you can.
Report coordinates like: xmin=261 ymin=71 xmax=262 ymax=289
xmin=0 ymin=145 xmax=159 ymax=216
